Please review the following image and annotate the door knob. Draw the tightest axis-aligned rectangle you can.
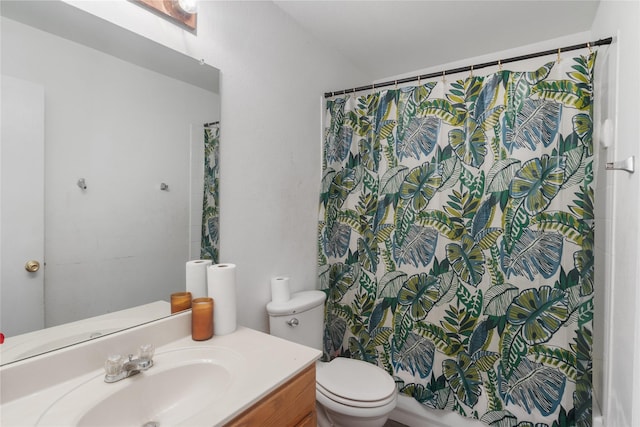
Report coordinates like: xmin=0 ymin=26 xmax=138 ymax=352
xmin=25 ymin=260 xmax=40 ymax=273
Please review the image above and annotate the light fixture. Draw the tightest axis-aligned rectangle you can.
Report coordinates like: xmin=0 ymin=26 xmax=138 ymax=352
xmin=176 ymin=0 xmax=197 ymax=15
xmin=133 ymin=0 xmax=197 ymax=31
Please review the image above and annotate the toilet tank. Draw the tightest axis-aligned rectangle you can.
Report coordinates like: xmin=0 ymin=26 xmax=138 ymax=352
xmin=266 ymin=290 xmax=326 ymax=351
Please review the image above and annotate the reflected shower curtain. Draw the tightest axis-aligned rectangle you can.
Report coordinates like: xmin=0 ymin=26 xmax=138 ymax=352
xmin=201 ymin=123 xmax=220 ymax=262
xmin=319 ymin=52 xmax=596 ymax=426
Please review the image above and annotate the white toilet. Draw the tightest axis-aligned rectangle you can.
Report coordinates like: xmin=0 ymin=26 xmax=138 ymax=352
xmin=267 ymin=290 xmax=397 ymax=427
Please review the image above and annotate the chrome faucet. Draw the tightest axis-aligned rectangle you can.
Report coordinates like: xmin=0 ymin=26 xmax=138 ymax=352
xmin=104 ymin=344 xmax=155 ymax=383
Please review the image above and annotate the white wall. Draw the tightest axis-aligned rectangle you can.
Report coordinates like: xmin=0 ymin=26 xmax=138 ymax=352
xmin=64 ymin=0 xmax=368 ymax=332
xmin=55 ymin=0 xmax=640 ymax=424
xmin=1 ymin=17 xmax=219 ymax=326
xmin=207 ymin=2 xmax=368 ymax=331
xmin=592 ymin=38 xmax=614 ymax=423
xmin=591 ymin=1 xmax=640 ymax=426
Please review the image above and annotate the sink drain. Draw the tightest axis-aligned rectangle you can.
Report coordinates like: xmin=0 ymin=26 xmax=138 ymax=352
xmin=142 ymin=422 xmax=159 ymax=427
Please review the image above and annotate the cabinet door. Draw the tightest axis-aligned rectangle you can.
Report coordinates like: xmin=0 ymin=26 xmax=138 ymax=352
xmin=295 ymin=412 xmax=316 ymax=427
xmin=227 ymin=363 xmax=316 ymax=427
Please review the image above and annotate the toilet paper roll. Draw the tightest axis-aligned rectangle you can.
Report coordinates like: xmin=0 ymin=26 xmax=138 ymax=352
xmin=186 ymin=260 xmax=213 ymax=298
xmin=270 ymin=276 xmax=291 ymax=303
xmin=207 ymin=263 xmax=237 ymax=335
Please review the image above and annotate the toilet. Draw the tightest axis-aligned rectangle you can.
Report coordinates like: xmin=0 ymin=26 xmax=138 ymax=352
xmin=267 ymin=290 xmax=397 ymax=427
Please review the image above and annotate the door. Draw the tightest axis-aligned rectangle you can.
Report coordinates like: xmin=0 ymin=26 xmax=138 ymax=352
xmin=1 ymin=75 xmax=45 ymax=337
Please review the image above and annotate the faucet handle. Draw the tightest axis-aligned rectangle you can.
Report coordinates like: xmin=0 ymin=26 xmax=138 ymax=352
xmin=104 ymin=354 xmax=124 ymax=376
xmin=139 ymin=344 xmax=155 ymax=361
xmin=136 ymin=344 xmax=155 ymax=370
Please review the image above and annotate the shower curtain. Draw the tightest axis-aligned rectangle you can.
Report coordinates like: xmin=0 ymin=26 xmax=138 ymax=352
xmin=319 ymin=51 xmax=596 ymax=426
xmin=201 ymin=123 xmax=220 ymax=262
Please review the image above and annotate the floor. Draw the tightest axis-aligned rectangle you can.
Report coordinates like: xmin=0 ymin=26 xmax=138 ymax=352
xmin=385 ymin=420 xmax=409 ymax=427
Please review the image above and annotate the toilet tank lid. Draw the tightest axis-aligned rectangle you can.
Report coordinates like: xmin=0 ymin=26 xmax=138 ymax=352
xmin=266 ymin=290 xmax=326 ymax=315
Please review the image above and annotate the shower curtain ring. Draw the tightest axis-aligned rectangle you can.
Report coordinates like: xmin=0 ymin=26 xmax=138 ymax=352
xmin=442 ymin=71 xmax=446 ymax=85
xmin=498 ymin=59 xmax=503 ymax=72
xmin=470 ymin=65 xmax=474 ymax=78
xmin=557 ymin=48 xmax=562 ymax=63
xmin=587 ymin=42 xmax=593 ymax=54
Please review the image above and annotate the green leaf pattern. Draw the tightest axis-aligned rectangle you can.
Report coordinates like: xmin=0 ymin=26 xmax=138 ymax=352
xmin=200 ymin=125 xmax=220 ymax=262
xmin=319 ymin=53 xmax=596 ymax=426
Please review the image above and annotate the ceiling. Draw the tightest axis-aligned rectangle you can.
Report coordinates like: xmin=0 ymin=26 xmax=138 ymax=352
xmin=273 ymin=0 xmax=601 ymax=80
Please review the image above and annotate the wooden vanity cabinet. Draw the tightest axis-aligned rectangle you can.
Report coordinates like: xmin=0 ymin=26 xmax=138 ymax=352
xmin=226 ymin=363 xmax=316 ymax=427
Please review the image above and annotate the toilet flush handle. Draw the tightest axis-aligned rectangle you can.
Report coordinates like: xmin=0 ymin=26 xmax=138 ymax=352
xmin=286 ymin=318 xmax=299 ymax=327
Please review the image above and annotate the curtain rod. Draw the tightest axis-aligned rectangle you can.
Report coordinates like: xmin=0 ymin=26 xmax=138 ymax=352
xmin=204 ymin=121 xmax=219 ymax=127
xmin=324 ymin=37 xmax=613 ymax=98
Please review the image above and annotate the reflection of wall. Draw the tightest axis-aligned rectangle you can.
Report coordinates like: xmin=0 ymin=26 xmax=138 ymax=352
xmin=65 ymin=1 xmax=370 ymax=332
xmin=1 ymin=17 xmax=220 ymax=327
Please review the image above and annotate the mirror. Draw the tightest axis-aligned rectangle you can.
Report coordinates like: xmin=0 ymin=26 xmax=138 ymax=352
xmin=0 ymin=1 xmax=220 ymax=365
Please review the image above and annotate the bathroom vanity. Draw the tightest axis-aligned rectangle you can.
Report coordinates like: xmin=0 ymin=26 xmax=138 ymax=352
xmin=228 ymin=363 xmax=316 ymax=426
xmin=0 ymin=312 xmax=320 ymax=426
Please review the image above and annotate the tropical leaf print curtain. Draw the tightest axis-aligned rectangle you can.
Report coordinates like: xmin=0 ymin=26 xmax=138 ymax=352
xmin=319 ymin=52 xmax=596 ymax=426
xmin=201 ymin=123 xmax=220 ymax=262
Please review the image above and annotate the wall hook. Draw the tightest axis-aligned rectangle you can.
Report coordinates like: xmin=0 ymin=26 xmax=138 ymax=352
xmin=160 ymin=183 xmax=169 ymax=191
xmin=77 ymin=178 xmax=87 ymax=190
xmin=605 ymin=156 xmax=635 ymax=174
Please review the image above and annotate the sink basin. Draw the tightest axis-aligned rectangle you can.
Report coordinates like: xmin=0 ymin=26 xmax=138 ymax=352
xmin=36 ymin=346 xmax=245 ymax=426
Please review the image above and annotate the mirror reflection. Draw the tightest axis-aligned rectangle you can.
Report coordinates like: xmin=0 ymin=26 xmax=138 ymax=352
xmin=0 ymin=1 xmax=220 ymax=365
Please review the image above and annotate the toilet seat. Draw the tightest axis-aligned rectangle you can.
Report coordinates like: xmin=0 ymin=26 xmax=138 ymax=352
xmin=316 ymin=383 xmax=397 ymax=408
xmin=316 ymin=358 xmax=396 ymax=408
xmin=316 ymin=386 xmax=398 ymax=421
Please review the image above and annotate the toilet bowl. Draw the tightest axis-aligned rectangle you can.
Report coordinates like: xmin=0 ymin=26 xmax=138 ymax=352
xmin=266 ymin=291 xmax=397 ymax=427
xmin=315 ymin=358 xmax=397 ymax=427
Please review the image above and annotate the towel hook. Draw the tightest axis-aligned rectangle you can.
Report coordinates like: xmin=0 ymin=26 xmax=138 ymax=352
xmin=606 ymin=156 xmax=635 ymax=174
xmin=77 ymin=178 xmax=87 ymax=190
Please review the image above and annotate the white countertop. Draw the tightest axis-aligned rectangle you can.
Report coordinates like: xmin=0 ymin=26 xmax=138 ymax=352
xmin=172 ymin=327 xmax=321 ymax=426
xmin=0 ymin=301 xmax=171 ymax=365
xmin=0 ymin=313 xmax=321 ymax=426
